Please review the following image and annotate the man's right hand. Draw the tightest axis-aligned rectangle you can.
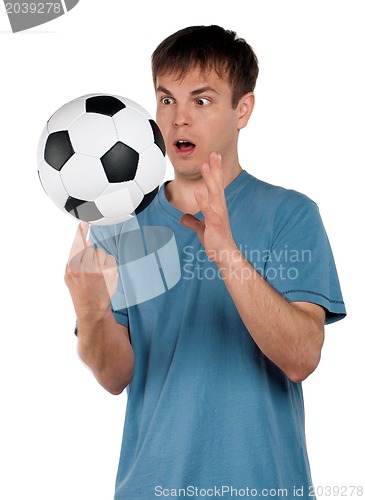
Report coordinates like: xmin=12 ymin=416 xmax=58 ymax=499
xmin=64 ymin=221 xmax=118 ymax=323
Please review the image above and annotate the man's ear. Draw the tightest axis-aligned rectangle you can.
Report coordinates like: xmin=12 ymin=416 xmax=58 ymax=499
xmin=237 ymin=92 xmax=255 ymax=130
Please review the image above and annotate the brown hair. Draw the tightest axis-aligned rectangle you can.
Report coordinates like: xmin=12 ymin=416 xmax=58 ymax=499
xmin=151 ymin=25 xmax=259 ymax=108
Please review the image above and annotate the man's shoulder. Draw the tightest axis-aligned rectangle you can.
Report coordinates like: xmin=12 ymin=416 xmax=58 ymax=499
xmin=247 ymin=172 xmax=318 ymax=212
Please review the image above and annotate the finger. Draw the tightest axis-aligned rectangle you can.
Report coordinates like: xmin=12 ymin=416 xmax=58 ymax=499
xmin=78 ymin=245 xmax=97 ymax=273
xmin=94 ymin=247 xmax=107 ymax=270
xmin=104 ymin=254 xmax=117 ymax=269
xmin=206 ymin=152 xmax=223 ymax=185
xmin=102 ymin=263 xmax=119 ymax=299
xmin=194 ymin=188 xmax=220 ymax=224
xmin=201 ymin=156 xmax=225 ymax=209
xmin=67 ymin=221 xmax=89 ymax=265
xmin=180 ymin=213 xmax=205 ymax=238
xmin=208 ymin=151 xmax=223 ymax=178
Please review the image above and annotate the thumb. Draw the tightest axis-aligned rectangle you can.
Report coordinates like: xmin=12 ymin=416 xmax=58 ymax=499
xmin=67 ymin=221 xmax=90 ymax=265
xmin=180 ymin=214 xmax=204 ymax=238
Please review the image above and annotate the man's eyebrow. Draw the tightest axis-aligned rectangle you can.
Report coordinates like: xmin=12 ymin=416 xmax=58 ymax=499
xmin=156 ymin=85 xmax=173 ymax=95
xmin=156 ymin=85 xmax=218 ymax=96
xmin=190 ymin=86 xmax=218 ymax=96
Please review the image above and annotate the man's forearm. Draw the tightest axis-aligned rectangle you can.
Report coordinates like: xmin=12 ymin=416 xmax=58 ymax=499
xmin=217 ymin=246 xmax=325 ymax=382
xmin=77 ymin=309 xmax=134 ymax=395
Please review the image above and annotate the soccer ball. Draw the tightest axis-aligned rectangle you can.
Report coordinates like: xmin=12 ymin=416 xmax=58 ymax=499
xmin=37 ymin=93 xmax=166 ymax=226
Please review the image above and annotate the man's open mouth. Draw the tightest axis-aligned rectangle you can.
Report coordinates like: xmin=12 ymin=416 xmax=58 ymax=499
xmin=175 ymin=140 xmax=196 ymax=152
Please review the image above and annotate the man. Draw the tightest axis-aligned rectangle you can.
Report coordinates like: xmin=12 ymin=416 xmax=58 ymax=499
xmin=65 ymin=25 xmax=346 ymax=499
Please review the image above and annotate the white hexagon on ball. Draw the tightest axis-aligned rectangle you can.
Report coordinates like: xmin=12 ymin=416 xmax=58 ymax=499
xmin=96 ymin=181 xmax=143 ymax=218
xmin=135 ymin=143 xmax=166 ymax=194
xmin=38 ymin=161 xmax=69 ymax=208
xmin=47 ymin=99 xmax=86 ymax=133
xmin=69 ymin=113 xmax=118 ymax=158
xmin=113 ymin=108 xmax=154 ymax=153
xmin=61 ymin=155 xmax=109 ymax=201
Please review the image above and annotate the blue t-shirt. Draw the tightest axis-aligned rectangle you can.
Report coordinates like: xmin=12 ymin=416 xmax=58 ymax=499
xmin=90 ymin=170 xmax=346 ymax=500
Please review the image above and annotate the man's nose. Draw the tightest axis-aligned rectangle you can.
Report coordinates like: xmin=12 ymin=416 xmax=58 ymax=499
xmin=173 ymin=105 xmax=190 ymax=127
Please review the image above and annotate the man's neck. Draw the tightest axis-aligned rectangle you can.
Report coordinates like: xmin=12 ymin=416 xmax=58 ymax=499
xmin=165 ymin=177 xmax=203 ymax=215
xmin=165 ymin=164 xmax=243 ymax=215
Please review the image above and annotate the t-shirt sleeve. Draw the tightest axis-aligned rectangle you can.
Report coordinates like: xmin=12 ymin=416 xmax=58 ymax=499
xmin=264 ymin=196 xmax=346 ymax=325
xmin=89 ymin=224 xmax=129 ymax=329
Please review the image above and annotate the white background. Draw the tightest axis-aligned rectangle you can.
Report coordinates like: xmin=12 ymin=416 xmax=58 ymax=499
xmin=1 ymin=1 xmax=363 ymax=498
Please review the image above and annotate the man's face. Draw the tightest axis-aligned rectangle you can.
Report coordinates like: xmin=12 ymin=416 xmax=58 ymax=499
xmin=155 ymin=66 xmax=245 ymax=181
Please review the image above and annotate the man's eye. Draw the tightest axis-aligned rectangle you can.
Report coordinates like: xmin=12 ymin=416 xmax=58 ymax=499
xmin=196 ymin=98 xmax=210 ymax=106
xmin=161 ymin=97 xmax=173 ymax=105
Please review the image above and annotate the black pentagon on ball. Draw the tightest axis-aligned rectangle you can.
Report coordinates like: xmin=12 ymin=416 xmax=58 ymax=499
xmin=65 ymin=196 xmax=103 ymax=222
xmin=149 ymin=120 xmax=166 ymax=156
xmin=101 ymin=142 xmax=139 ymax=183
xmin=86 ymin=96 xmax=126 ymax=117
xmin=45 ymin=131 xmax=74 ymax=171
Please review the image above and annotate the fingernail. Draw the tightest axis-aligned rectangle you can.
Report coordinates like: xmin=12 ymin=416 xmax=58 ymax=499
xmin=80 ymin=221 xmax=88 ymax=230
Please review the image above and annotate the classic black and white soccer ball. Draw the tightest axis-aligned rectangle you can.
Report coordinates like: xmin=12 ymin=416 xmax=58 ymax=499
xmin=37 ymin=94 xmax=166 ymax=226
